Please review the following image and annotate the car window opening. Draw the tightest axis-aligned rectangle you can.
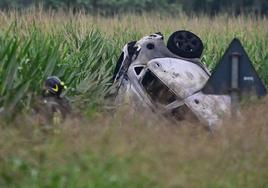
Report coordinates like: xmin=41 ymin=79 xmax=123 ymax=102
xmin=142 ymin=70 xmax=177 ymax=105
xmin=134 ymin=66 xmax=144 ymax=75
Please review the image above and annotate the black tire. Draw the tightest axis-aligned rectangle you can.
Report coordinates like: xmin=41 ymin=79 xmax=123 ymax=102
xmin=167 ymin=30 xmax=204 ymax=58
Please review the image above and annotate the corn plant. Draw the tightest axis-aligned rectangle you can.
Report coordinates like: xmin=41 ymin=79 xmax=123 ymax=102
xmin=1 ymin=12 xmax=268 ymax=118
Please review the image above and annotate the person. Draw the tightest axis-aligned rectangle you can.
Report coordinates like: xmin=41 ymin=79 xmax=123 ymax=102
xmin=35 ymin=76 xmax=71 ymax=126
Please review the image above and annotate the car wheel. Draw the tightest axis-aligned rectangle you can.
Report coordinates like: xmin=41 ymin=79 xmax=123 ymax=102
xmin=167 ymin=30 xmax=204 ymax=58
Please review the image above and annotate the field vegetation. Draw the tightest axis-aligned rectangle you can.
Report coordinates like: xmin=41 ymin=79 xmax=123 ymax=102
xmin=0 ymin=10 xmax=268 ymax=187
xmin=1 ymin=0 xmax=268 ymax=16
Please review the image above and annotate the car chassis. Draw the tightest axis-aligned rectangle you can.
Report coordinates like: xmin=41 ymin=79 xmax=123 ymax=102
xmin=113 ymin=31 xmax=266 ymax=128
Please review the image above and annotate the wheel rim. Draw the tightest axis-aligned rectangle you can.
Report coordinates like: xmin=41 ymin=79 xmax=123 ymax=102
xmin=173 ymin=31 xmax=201 ymax=53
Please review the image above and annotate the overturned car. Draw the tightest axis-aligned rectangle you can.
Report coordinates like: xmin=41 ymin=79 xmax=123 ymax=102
xmin=112 ymin=31 xmax=266 ymax=127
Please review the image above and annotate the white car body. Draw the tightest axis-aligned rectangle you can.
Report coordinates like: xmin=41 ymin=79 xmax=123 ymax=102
xmin=114 ymin=33 xmax=231 ymax=127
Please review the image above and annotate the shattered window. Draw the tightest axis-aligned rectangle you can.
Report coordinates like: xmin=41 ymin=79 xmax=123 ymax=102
xmin=142 ymin=70 xmax=177 ymax=105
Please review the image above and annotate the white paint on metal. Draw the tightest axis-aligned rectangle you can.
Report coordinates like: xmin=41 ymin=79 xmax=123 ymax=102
xmin=115 ymin=33 xmax=231 ymax=127
xmin=148 ymin=58 xmax=210 ymax=99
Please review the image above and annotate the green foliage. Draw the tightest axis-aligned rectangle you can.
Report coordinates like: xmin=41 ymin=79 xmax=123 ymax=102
xmin=1 ymin=114 xmax=268 ymax=188
xmin=1 ymin=0 xmax=268 ymax=15
xmin=0 ymin=12 xmax=268 ymax=188
xmin=0 ymin=22 xmax=116 ymax=116
xmin=0 ymin=13 xmax=268 ymax=117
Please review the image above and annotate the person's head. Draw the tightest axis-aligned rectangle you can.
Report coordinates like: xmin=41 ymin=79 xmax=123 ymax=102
xmin=43 ymin=76 xmax=66 ymax=97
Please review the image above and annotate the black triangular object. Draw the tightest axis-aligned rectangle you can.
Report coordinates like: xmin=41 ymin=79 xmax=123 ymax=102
xmin=202 ymin=38 xmax=267 ymax=97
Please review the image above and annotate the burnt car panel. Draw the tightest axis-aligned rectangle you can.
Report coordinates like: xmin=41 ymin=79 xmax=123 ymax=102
xmin=113 ymin=31 xmax=233 ymax=127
